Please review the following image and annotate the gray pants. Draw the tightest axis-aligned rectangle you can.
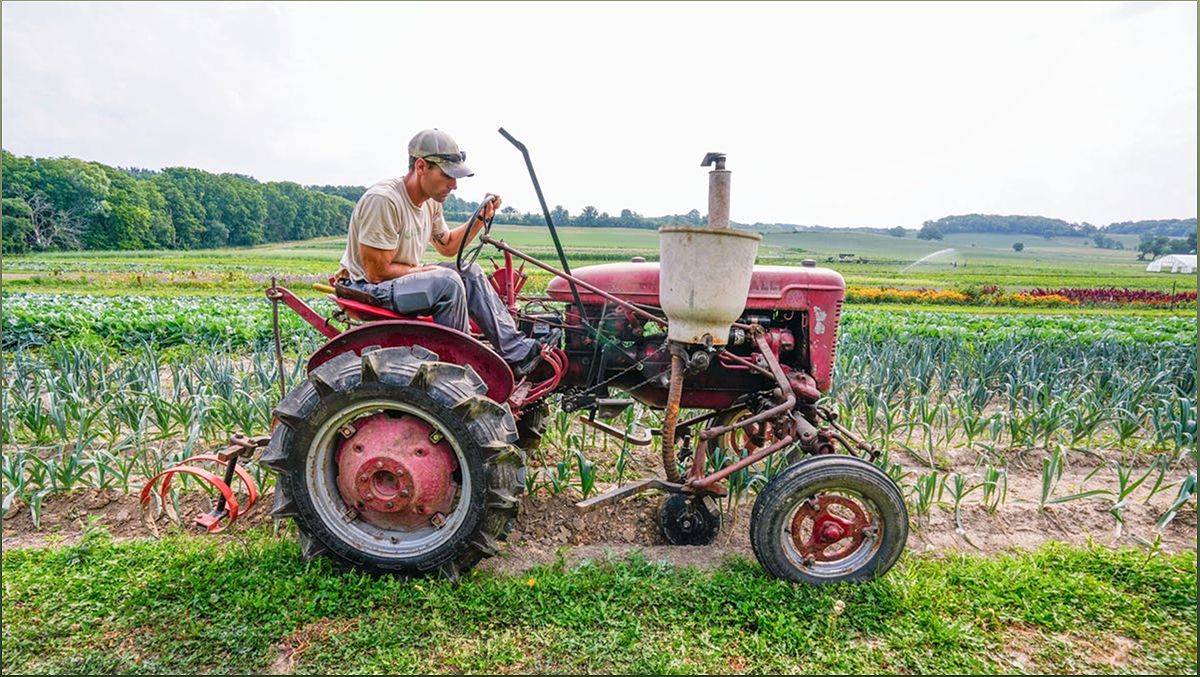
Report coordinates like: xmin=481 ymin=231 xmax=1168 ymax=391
xmin=351 ymin=263 xmax=537 ymax=364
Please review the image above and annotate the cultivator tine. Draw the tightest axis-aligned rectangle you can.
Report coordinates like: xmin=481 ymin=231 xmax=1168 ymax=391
xmin=138 ymin=433 xmax=270 ymax=534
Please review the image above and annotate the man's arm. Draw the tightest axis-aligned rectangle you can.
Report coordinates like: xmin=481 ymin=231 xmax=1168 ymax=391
xmin=430 ymin=195 xmax=502 ymax=257
xmin=360 ymin=243 xmax=436 ymax=283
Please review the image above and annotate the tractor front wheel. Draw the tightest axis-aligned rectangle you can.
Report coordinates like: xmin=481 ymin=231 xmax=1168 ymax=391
xmin=750 ymin=455 xmax=907 ymax=585
xmin=262 ymin=347 xmax=525 ymax=580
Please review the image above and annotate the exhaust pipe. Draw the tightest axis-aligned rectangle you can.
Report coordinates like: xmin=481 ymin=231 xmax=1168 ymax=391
xmin=702 ymin=152 xmax=730 ymax=229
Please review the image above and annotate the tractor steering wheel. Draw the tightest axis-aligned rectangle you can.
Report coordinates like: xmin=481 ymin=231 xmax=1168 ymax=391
xmin=456 ymin=196 xmax=497 ymax=273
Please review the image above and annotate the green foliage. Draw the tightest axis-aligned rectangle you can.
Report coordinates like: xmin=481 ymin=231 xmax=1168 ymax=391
xmin=1 ymin=150 xmax=353 ymax=252
xmin=931 ymin=213 xmax=1083 ymax=237
xmin=2 ymin=196 xmax=33 ymax=254
xmin=917 ymin=221 xmax=944 ymax=240
xmin=1106 ymin=218 xmax=1196 ymax=237
xmin=1137 ymin=232 xmax=1195 ymax=260
xmin=1091 ymin=232 xmax=1124 ymax=250
xmin=306 ymin=184 xmax=366 ymax=202
xmin=1 ymin=537 xmax=1194 ymax=674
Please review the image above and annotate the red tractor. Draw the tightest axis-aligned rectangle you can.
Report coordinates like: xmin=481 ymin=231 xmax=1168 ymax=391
xmin=253 ymin=130 xmax=908 ymax=585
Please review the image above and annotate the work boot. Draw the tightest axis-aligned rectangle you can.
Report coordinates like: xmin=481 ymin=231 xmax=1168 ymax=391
xmin=511 ymin=328 xmax=562 ymax=378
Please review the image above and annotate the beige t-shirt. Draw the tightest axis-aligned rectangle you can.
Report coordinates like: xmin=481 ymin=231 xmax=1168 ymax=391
xmin=339 ymin=177 xmax=450 ymax=281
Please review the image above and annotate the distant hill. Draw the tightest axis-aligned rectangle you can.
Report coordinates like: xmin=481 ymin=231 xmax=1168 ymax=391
xmin=1103 ymin=218 xmax=1196 ymax=237
xmin=4 ymin=146 xmax=1193 ymax=252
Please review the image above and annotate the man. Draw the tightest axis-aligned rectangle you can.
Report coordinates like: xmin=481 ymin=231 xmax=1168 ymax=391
xmin=338 ymin=128 xmax=553 ymax=377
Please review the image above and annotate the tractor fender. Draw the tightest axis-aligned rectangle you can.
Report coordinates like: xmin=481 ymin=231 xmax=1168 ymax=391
xmin=306 ymin=320 xmax=515 ymax=403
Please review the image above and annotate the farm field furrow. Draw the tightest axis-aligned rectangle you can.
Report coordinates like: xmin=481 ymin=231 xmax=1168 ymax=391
xmin=3 ymin=295 xmax=1194 ymax=556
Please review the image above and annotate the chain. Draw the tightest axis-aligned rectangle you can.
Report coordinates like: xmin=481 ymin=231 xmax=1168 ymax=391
xmin=568 ymin=342 xmax=668 ymax=403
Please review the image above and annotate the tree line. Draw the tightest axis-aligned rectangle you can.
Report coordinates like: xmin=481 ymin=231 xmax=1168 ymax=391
xmin=911 ymin=214 xmax=1195 ymax=254
xmin=912 ymin=214 xmax=1195 ymax=241
xmin=3 ymin=149 xmax=1194 ymax=255
xmin=2 ymin=150 xmax=354 ymax=254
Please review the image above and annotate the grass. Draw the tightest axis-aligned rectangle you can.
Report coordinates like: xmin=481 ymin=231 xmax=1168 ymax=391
xmin=4 ymin=226 xmax=1193 ymax=297
xmin=1 ymin=527 xmax=1195 ymax=674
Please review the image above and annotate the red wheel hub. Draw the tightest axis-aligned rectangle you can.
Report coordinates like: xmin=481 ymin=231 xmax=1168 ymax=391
xmin=790 ymin=494 xmax=872 ymax=563
xmin=335 ymin=413 xmax=458 ymax=530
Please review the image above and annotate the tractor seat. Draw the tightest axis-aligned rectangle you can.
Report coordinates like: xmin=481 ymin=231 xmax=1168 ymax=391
xmin=333 ymin=296 xmax=409 ymax=321
xmin=330 ymin=279 xmax=418 ymax=322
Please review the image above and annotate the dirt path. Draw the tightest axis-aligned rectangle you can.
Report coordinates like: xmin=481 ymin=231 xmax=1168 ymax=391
xmin=3 ymin=457 xmax=1194 ymax=573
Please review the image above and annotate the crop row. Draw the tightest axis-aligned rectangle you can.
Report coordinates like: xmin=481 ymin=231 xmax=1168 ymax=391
xmin=4 ymin=292 xmax=1194 ymax=352
xmin=1028 ymin=287 xmax=1198 ymax=306
xmin=3 ymin=334 xmax=1193 ymax=532
xmin=1 ymin=293 xmax=332 ymax=350
xmin=847 ymin=285 xmax=1197 ymax=308
xmin=2 ymin=294 xmax=1194 ymax=529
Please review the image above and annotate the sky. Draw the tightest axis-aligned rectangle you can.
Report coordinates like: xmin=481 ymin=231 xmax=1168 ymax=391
xmin=2 ymin=1 xmax=1196 ymax=228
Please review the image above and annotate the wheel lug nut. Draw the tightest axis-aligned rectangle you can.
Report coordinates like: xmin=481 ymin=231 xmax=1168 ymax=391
xmin=385 ymin=501 xmax=395 ymax=509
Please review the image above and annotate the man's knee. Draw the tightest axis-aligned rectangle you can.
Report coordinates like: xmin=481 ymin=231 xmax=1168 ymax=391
xmin=428 ymin=267 xmax=466 ymax=302
xmin=460 ymin=262 xmax=485 ymax=282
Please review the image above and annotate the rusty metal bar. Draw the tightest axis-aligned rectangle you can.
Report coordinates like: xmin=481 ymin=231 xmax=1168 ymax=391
xmin=580 ymin=416 xmax=652 ymax=446
xmin=574 ymin=477 xmax=685 ymax=513
xmin=699 ymin=333 xmax=796 ymax=441
xmin=660 ymin=352 xmax=686 ymax=483
xmin=820 ymin=411 xmax=881 ymax=461
xmin=685 ymin=332 xmax=797 ymax=490
xmin=266 ymin=285 xmax=341 ymax=339
xmin=717 ymin=349 xmax=774 ymax=378
xmin=670 ymin=406 xmax=735 ymax=432
xmin=689 ymin=434 xmax=796 ymax=491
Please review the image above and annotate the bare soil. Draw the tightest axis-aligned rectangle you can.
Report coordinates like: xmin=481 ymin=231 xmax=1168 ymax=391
xmin=3 ymin=453 xmax=1194 ymax=573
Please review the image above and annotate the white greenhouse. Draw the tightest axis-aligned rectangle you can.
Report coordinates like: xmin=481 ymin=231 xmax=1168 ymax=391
xmin=1145 ymin=254 xmax=1197 ymax=274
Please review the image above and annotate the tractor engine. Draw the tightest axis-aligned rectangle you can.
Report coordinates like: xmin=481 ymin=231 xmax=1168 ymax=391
xmin=544 ymin=261 xmax=845 ymax=412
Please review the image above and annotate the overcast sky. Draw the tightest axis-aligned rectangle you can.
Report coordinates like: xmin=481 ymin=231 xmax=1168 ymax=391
xmin=2 ymin=1 xmax=1195 ymax=228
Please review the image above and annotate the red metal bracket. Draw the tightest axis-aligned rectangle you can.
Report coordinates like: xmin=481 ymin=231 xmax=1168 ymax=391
xmin=266 ymin=285 xmax=342 ymax=339
xmin=139 ymin=435 xmax=267 ymax=534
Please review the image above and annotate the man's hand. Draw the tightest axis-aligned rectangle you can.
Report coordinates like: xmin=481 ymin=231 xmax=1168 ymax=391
xmin=430 ymin=194 xmax=504 ymax=258
xmin=479 ymin=194 xmax=502 ymax=221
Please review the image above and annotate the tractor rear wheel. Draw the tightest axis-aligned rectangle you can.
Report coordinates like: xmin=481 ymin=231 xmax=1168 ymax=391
xmin=750 ymin=455 xmax=907 ymax=585
xmin=262 ymin=347 xmax=525 ymax=580
xmin=514 ymin=400 xmax=550 ymax=454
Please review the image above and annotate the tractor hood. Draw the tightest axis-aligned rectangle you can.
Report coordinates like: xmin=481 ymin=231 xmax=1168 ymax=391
xmin=546 ymin=261 xmax=845 ymax=312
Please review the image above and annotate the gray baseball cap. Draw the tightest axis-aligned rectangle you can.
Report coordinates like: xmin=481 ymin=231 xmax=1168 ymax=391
xmin=408 ymin=128 xmax=474 ymax=178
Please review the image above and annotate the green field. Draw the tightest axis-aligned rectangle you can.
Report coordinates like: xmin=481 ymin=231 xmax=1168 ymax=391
xmin=2 ymin=532 xmax=1195 ymax=674
xmin=2 ymin=228 xmax=1196 ymax=675
xmin=3 ymin=226 xmax=1193 ymax=298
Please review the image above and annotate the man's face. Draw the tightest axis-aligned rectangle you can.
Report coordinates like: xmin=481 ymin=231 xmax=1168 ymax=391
xmin=417 ymin=159 xmax=457 ymax=203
